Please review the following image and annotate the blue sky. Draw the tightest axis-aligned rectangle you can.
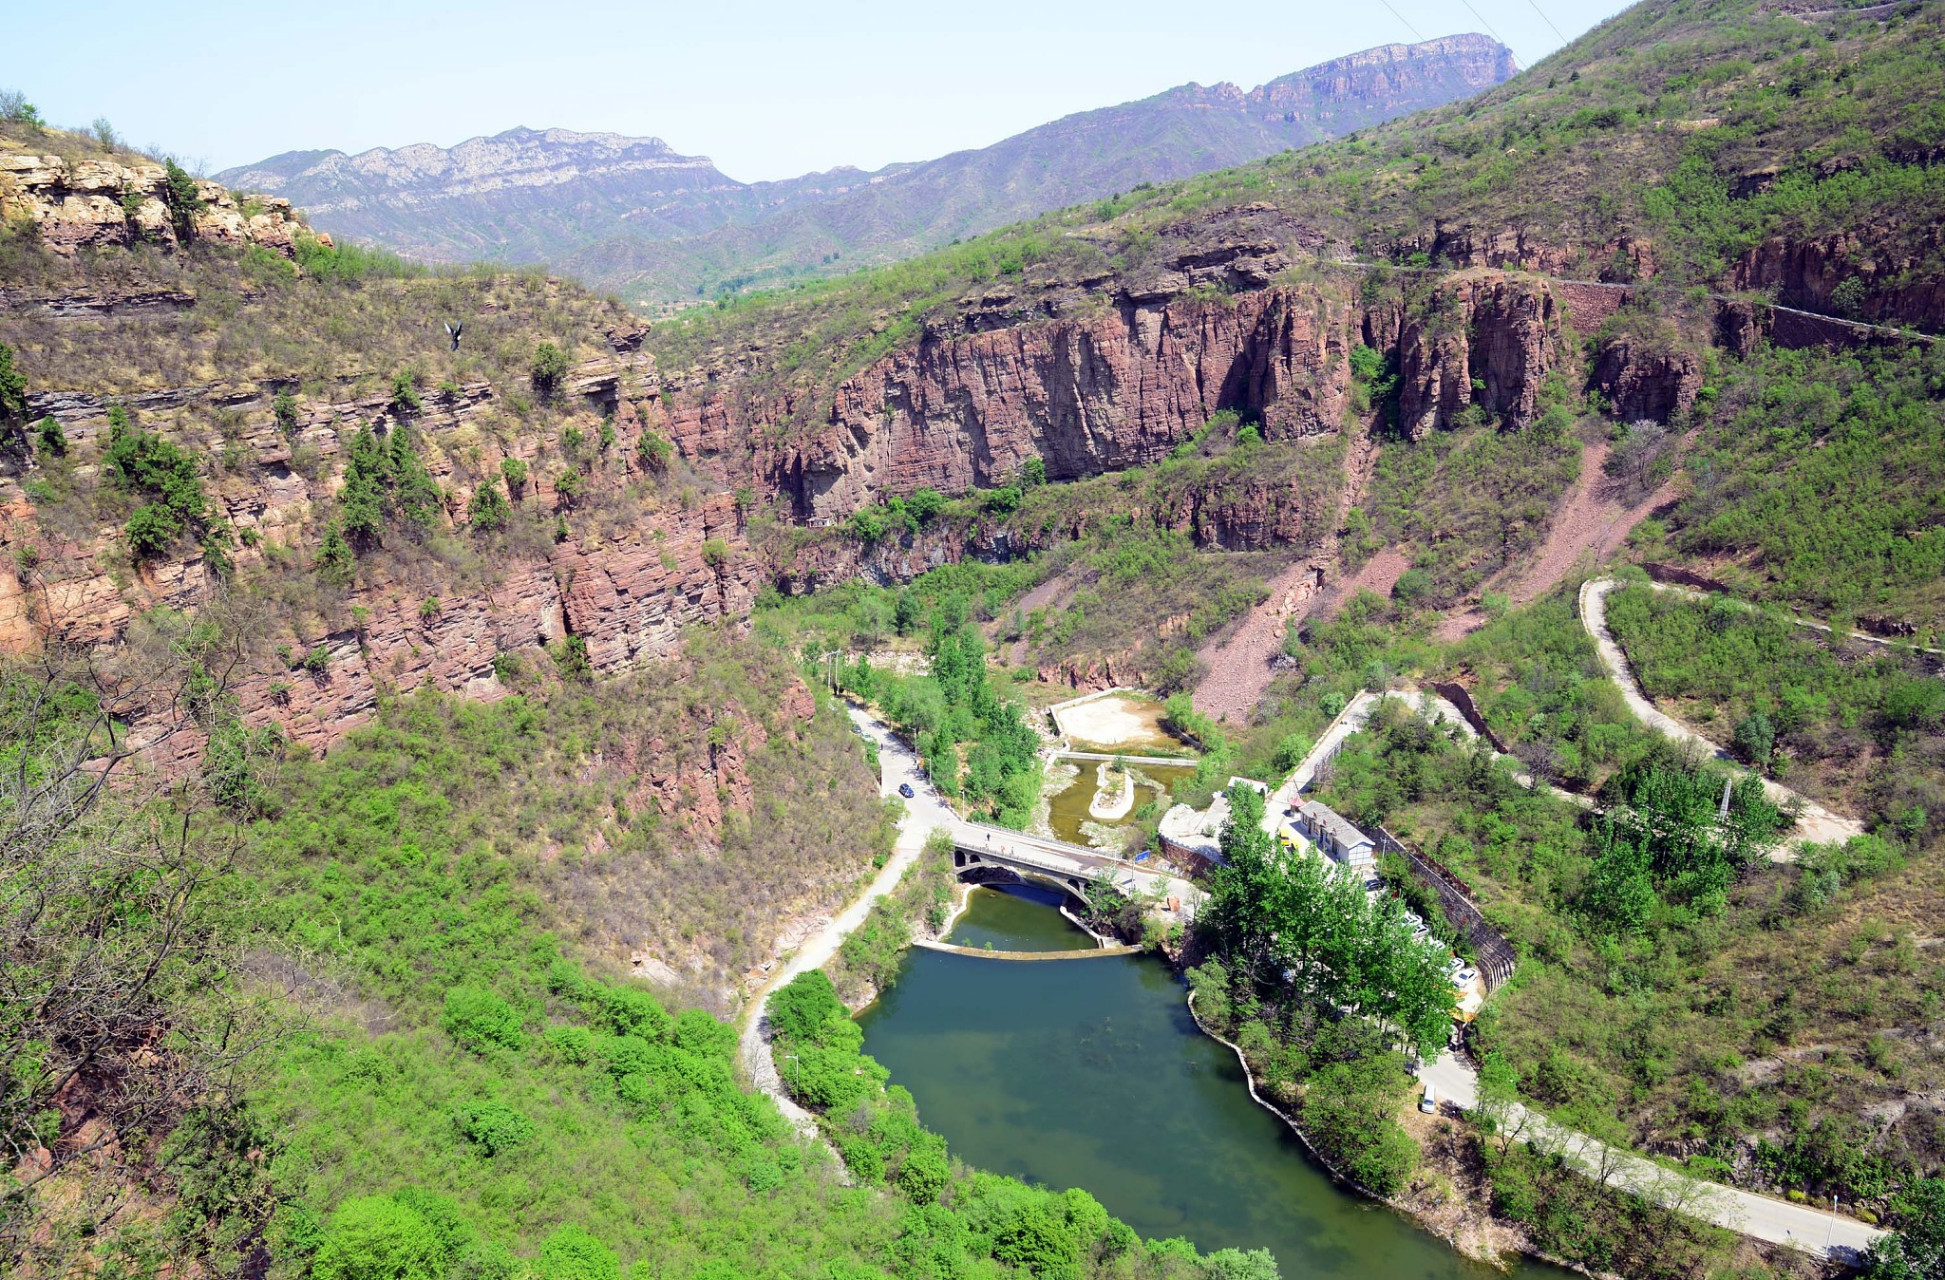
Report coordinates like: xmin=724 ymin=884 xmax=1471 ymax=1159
xmin=11 ymin=0 xmax=1633 ymax=180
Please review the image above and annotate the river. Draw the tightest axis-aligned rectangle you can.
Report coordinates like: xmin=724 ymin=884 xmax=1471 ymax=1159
xmin=857 ymin=885 xmax=1536 ymax=1280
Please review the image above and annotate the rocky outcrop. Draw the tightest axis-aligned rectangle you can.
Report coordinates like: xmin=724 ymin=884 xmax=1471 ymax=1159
xmin=0 ymin=342 xmax=765 ymax=754
xmin=660 ymin=284 xmax=1361 ymax=523
xmin=1733 ymin=227 xmax=1945 ymax=333
xmin=0 ymin=148 xmax=304 ymax=257
xmin=1396 ymin=273 xmax=1561 ymax=440
xmin=1590 ymin=335 xmax=1702 ymax=423
xmin=614 ymin=664 xmax=817 ymax=841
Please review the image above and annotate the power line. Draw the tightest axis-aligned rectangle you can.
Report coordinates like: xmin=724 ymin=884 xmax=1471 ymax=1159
xmin=1378 ymin=0 xmax=1426 ymax=42
xmin=1458 ymin=0 xmax=1509 ymax=46
xmin=1524 ymin=0 xmax=1571 ymax=47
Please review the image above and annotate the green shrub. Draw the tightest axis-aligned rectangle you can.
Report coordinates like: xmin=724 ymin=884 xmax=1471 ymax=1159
xmin=500 ymin=455 xmax=528 ymax=497
xmin=125 ymin=502 xmax=183 ymax=559
xmin=551 ymin=634 xmax=593 ymax=683
xmin=390 ymin=371 xmax=422 ymax=415
xmin=311 ymin=1195 xmax=447 ymax=1280
xmin=546 ymin=1024 xmax=594 ymax=1065
xmin=161 ymin=159 xmax=204 ymax=238
xmin=315 ymin=523 xmax=355 ymax=586
xmin=453 ymin=1100 xmax=536 ymax=1156
xmin=635 ymin=431 xmax=672 ymax=472
xmin=768 ymin=971 xmax=846 ymax=1044
xmin=595 ymin=983 xmax=671 ymax=1040
xmin=32 ymin=415 xmax=64 ymax=456
xmin=535 ymin=1225 xmax=620 ymax=1280
xmin=440 ymin=986 xmax=524 ymax=1052
xmin=468 ymin=480 xmax=510 ymax=532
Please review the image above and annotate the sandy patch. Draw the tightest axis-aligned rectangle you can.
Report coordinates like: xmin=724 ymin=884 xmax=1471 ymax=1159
xmin=1055 ymin=694 xmax=1177 ymax=751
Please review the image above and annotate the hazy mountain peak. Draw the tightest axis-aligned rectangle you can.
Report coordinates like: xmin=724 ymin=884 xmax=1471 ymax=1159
xmin=218 ymin=34 xmax=1516 ymax=298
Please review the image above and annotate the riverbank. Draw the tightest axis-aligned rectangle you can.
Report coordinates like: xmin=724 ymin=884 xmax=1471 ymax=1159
xmin=1185 ymin=992 xmax=1529 ymax=1269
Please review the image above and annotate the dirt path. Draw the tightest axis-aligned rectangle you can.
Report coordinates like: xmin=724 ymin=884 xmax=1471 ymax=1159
xmin=1435 ymin=438 xmax=1683 ymax=643
xmin=1193 ymin=426 xmax=1379 ymax=724
xmin=737 ymin=709 xmax=952 ymax=1138
xmin=1317 ymin=546 xmax=1410 ymax=620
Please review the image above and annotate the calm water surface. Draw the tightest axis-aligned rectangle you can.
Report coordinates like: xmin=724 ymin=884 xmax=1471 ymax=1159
xmin=857 ymin=886 xmax=1541 ymax=1280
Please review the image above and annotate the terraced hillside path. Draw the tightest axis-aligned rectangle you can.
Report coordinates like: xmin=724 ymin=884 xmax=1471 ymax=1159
xmin=1579 ymin=577 xmax=1865 ymax=851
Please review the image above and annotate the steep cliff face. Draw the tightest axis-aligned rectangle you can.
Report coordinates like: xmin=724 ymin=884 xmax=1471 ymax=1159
xmin=0 ymin=148 xmax=304 ymax=257
xmin=1590 ymin=335 xmax=1703 ymax=423
xmin=764 ymin=286 xmax=1357 ymax=521
xmin=1385 ymin=272 xmax=1563 ymax=440
xmin=2 ymin=341 xmax=762 ymax=754
xmin=650 ymin=277 xmax=1572 ymax=525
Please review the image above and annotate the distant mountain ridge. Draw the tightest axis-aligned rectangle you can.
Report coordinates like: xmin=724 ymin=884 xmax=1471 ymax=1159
xmin=218 ymin=34 xmax=1516 ymax=304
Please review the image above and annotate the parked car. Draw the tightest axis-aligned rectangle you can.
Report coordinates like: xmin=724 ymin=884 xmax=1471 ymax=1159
xmin=898 ymin=782 xmax=915 ymax=799
xmin=1449 ymin=966 xmax=1479 ymax=989
xmin=1419 ymin=1084 xmax=1438 ymax=1114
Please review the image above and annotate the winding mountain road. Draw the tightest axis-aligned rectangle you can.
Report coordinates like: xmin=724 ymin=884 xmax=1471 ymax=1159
xmin=737 ymin=708 xmax=953 ymax=1138
xmin=1419 ymin=1052 xmax=1883 ymax=1261
xmin=1580 ymin=578 xmax=1865 ymax=852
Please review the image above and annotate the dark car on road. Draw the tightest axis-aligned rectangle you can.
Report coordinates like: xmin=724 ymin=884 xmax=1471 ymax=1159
xmin=898 ymin=783 xmax=915 ymax=799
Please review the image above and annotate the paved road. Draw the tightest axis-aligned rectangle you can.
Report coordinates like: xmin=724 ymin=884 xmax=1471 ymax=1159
xmin=1580 ymin=578 xmax=1864 ymax=852
xmin=1419 ymin=1052 xmax=1884 ymax=1261
xmin=736 ymin=708 xmax=953 ymax=1137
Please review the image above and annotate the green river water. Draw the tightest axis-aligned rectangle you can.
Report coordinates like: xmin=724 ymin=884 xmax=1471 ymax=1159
xmin=857 ymin=885 xmax=1543 ymax=1280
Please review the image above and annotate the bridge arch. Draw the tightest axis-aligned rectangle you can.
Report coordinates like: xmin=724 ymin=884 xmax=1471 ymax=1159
xmin=951 ymin=846 xmax=1092 ymax=903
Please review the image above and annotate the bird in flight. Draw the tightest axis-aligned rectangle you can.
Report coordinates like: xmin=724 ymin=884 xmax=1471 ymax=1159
xmin=445 ymin=322 xmax=463 ymax=352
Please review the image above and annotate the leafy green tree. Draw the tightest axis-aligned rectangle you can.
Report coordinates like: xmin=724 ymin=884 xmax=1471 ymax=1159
xmin=440 ymin=986 xmax=524 ymax=1052
xmin=1867 ymin=1177 xmax=1945 ymax=1280
xmin=311 ymin=1195 xmax=447 ymax=1280
xmin=32 ymin=416 xmax=64 ymax=457
xmin=532 ymin=342 xmax=571 ymax=398
xmin=1733 ymin=711 xmax=1775 ymax=767
xmin=906 ymin=488 xmax=946 ymax=523
xmin=1203 ymin=1248 xmax=1281 ymax=1280
xmin=500 ymin=455 xmax=529 ymax=498
xmin=769 ymin=971 xmax=847 ymax=1044
xmin=468 ymin=480 xmax=511 ymax=532
xmin=124 ymin=502 xmax=183 ymax=559
xmin=315 ymin=522 xmax=356 ymax=586
xmin=851 ymin=506 xmax=888 ymax=543
xmin=272 ymin=389 xmax=300 ymax=434
xmin=892 ymin=588 xmax=923 ymax=636
xmin=390 ymin=371 xmax=423 ymax=416
xmin=635 ymin=431 xmax=672 ymax=473
xmin=551 ymin=634 xmax=594 ymax=683
xmin=454 ymin=1100 xmax=536 ymax=1157
xmin=536 ymin=1225 xmax=621 ymax=1280
xmin=160 ymin=159 xmax=205 ymax=240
